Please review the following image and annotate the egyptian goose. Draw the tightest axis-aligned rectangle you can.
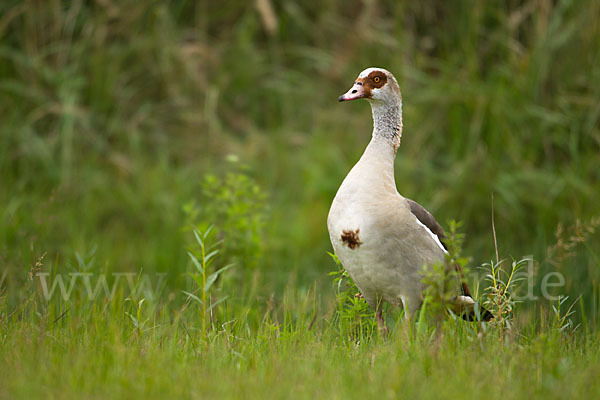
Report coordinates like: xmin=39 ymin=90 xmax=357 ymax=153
xmin=327 ymin=67 xmax=491 ymax=329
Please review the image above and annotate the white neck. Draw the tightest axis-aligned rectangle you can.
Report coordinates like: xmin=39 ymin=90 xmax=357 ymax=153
xmin=355 ymin=131 xmax=398 ymax=194
xmin=370 ymin=99 xmax=402 ymax=152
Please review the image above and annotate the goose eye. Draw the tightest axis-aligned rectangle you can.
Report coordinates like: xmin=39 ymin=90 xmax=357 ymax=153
xmin=373 ymin=76 xmax=380 ymax=83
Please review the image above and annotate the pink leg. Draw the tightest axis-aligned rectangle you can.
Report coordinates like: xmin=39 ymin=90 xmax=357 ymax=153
xmin=376 ymin=306 xmax=388 ymax=337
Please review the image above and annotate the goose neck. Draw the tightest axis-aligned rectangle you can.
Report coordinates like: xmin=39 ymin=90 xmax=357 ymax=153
xmin=370 ymin=101 xmax=402 ymax=152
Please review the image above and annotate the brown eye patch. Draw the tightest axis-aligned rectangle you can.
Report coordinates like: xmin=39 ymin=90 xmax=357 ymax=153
xmin=368 ymin=71 xmax=387 ymax=88
xmin=354 ymin=70 xmax=388 ymax=99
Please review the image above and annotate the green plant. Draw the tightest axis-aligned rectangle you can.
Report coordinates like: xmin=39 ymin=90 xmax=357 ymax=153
xmin=481 ymin=258 xmax=529 ymax=332
xmin=328 ymin=252 xmax=376 ymax=340
xmin=124 ymin=297 xmax=150 ymax=337
xmin=183 ymin=226 xmax=234 ymax=339
xmin=184 ymin=170 xmax=267 ymax=275
xmin=552 ymin=295 xmax=580 ymax=335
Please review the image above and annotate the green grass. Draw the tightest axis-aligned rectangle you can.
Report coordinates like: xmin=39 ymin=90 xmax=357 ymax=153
xmin=1 ymin=0 xmax=600 ymax=398
xmin=2 ymin=272 xmax=600 ymax=399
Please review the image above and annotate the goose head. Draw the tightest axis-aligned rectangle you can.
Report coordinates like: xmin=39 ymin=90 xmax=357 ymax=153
xmin=338 ymin=67 xmax=403 ymax=150
xmin=338 ymin=67 xmax=401 ymax=104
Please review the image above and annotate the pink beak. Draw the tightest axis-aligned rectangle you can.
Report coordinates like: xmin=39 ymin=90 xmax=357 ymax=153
xmin=338 ymin=82 xmax=365 ymax=102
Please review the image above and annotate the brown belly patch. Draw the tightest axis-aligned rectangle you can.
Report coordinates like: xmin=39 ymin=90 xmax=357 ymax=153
xmin=341 ymin=228 xmax=362 ymax=249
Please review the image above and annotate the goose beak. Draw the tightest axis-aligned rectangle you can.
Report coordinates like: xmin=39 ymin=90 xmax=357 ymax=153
xmin=338 ymin=82 xmax=365 ymax=102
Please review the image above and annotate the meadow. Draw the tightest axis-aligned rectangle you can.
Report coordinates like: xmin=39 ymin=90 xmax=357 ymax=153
xmin=1 ymin=1 xmax=600 ymax=398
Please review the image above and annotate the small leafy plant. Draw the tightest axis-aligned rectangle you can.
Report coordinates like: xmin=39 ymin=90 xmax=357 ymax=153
xmin=183 ymin=226 xmax=234 ymax=338
xmin=125 ymin=297 xmax=150 ymax=337
xmin=183 ymin=170 xmax=267 ymax=275
xmin=480 ymin=258 xmax=529 ymax=332
xmin=552 ymin=295 xmax=580 ymax=335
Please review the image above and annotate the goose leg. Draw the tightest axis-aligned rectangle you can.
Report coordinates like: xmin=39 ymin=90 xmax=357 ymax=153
xmin=375 ymin=298 xmax=388 ymax=337
xmin=401 ymin=294 xmax=421 ymax=321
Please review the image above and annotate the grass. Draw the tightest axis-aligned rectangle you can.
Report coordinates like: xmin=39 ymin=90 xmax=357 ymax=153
xmin=1 ymin=0 xmax=600 ymax=398
xmin=2 ymin=264 xmax=600 ymax=399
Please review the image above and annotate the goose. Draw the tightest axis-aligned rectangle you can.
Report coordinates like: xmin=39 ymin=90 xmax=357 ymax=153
xmin=327 ymin=67 xmax=491 ymax=330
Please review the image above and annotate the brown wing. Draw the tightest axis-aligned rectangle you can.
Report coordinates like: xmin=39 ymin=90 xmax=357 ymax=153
xmin=406 ymin=198 xmax=493 ymax=321
xmin=406 ymin=198 xmax=448 ymax=249
xmin=406 ymin=198 xmax=471 ymax=297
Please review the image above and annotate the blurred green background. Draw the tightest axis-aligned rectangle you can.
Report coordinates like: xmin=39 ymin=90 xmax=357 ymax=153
xmin=0 ymin=0 xmax=599 ymax=314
